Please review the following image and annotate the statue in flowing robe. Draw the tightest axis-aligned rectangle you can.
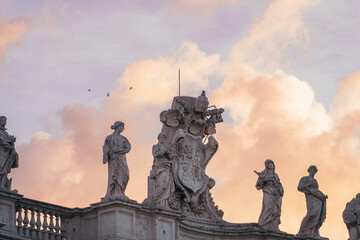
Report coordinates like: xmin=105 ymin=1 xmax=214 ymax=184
xmin=343 ymin=193 xmax=360 ymax=240
xmin=150 ymin=132 xmax=174 ymax=208
xmin=103 ymin=121 xmax=131 ymax=200
xmin=255 ymin=159 xmax=284 ymax=232
xmin=0 ymin=116 xmax=19 ymax=189
xmin=297 ymin=165 xmax=327 ymax=238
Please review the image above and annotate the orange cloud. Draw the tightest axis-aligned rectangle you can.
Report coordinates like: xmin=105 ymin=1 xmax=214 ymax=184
xmin=0 ymin=14 xmax=29 ymax=75
xmin=12 ymin=42 xmax=219 ymax=207
xmin=208 ymin=65 xmax=359 ymax=239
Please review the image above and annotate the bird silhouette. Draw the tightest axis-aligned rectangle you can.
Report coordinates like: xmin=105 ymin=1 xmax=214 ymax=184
xmin=106 ymin=93 xmax=110 ymax=97
xmin=129 ymin=87 xmax=133 ymax=91
xmin=88 ymin=89 xmax=91 ymax=92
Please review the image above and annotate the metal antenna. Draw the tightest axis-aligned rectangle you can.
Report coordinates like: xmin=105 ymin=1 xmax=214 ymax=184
xmin=178 ymin=68 xmax=181 ymax=97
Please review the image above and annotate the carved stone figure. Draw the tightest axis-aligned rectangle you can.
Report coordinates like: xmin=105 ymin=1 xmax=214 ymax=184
xmin=150 ymin=132 xmax=174 ymax=208
xmin=255 ymin=159 xmax=284 ymax=232
xmin=343 ymin=193 xmax=360 ymax=240
xmin=297 ymin=165 xmax=327 ymax=238
xmin=144 ymin=91 xmax=225 ymax=220
xmin=102 ymin=121 xmax=131 ymax=201
xmin=0 ymin=116 xmax=19 ymax=189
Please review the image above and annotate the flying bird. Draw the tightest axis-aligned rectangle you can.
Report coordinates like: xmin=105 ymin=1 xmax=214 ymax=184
xmin=88 ymin=89 xmax=91 ymax=92
xmin=106 ymin=93 xmax=110 ymax=97
xmin=129 ymin=87 xmax=132 ymax=91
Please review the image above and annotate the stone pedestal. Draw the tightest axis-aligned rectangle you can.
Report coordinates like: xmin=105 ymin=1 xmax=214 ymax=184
xmin=0 ymin=190 xmax=22 ymax=234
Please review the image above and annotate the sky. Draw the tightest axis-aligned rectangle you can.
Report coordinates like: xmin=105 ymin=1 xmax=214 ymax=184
xmin=1 ymin=0 xmax=360 ymax=239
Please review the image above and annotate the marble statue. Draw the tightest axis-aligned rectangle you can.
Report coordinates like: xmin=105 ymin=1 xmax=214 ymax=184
xmin=297 ymin=165 xmax=327 ymax=238
xmin=255 ymin=159 xmax=284 ymax=232
xmin=150 ymin=132 xmax=174 ymax=208
xmin=144 ymin=91 xmax=225 ymax=220
xmin=343 ymin=193 xmax=360 ymax=240
xmin=102 ymin=121 xmax=131 ymax=200
xmin=0 ymin=116 xmax=19 ymax=189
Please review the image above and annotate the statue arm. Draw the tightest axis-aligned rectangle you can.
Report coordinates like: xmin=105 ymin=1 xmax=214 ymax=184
xmin=255 ymin=171 xmax=266 ymax=190
xmin=298 ymin=177 xmax=326 ymax=200
xmin=152 ymin=144 xmax=168 ymax=158
xmin=102 ymin=137 xmax=110 ymax=164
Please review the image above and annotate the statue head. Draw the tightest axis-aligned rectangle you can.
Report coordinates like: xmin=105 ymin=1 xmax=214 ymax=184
xmin=157 ymin=132 xmax=167 ymax=144
xmin=307 ymin=165 xmax=318 ymax=175
xmin=265 ymin=159 xmax=274 ymax=171
xmin=0 ymin=116 xmax=7 ymax=127
xmin=111 ymin=121 xmax=124 ymax=131
xmin=356 ymin=193 xmax=360 ymax=200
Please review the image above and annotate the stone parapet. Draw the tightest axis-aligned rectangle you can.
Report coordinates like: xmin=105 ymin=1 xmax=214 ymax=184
xmin=0 ymin=189 xmax=329 ymax=240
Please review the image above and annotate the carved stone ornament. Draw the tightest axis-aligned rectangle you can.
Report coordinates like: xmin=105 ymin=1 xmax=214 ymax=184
xmin=143 ymin=91 xmax=225 ymax=221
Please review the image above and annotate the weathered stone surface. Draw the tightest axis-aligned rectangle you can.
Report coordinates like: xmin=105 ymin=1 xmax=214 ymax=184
xmin=255 ymin=159 xmax=284 ymax=232
xmin=102 ymin=121 xmax=131 ymax=201
xmin=343 ymin=193 xmax=360 ymax=240
xmin=0 ymin=116 xmax=19 ymax=190
xmin=144 ymin=91 xmax=225 ymax=221
xmin=297 ymin=165 xmax=328 ymax=239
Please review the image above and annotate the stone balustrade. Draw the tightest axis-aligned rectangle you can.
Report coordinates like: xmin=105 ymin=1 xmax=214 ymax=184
xmin=15 ymin=203 xmax=68 ymax=240
xmin=0 ymin=190 xmax=74 ymax=240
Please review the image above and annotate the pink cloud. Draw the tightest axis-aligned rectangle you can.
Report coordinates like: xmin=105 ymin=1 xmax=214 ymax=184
xmin=0 ymin=14 xmax=29 ymax=75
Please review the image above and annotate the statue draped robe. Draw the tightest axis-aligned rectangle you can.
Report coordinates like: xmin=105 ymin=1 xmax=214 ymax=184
xmin=297 ymin=176 xmax=326 ymax=237
xmin=0 ymin=126 xmax=18 ymax=188
xmin=151 ymin=143 xmax=174 ymax=208
xmin=103 ymin=133 xmax=131 ymax=200
xmin=256 ymin=170 xmax=283 ymax=231
xmin=343 ymin=197 xmax=360 ymax=240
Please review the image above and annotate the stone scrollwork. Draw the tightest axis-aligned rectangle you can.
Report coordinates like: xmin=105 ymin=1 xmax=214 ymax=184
xmin=143 ymin=91 xmax=225 ymax=221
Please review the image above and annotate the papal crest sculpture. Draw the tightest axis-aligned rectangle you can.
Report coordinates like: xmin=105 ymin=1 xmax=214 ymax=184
xmin=144 ymin=91 xmax=225 ymax=221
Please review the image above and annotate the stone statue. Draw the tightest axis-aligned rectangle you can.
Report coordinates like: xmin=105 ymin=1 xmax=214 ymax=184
xmin=149 ymin=132 xmax=174 ymax=208
xmin=255 ymin=159 xmax=284 ymax=232
xmin=102 ymin=121 xmax=131 ymax=201
xmin=297 ymin=165 xmax=327 ymax=238
xmin=144 ymin=91 xmax=225 ymax=221
xmin=343 ymin=193 xmax=360 ymax=240
xmin=0 ymin=116 xmax=19 ymax=190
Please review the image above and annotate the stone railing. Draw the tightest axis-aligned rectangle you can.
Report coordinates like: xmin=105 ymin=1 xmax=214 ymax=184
xmin=15 ymin=199 xmax=71 ymax=240
xmin=14 ymin=197 xmax=73 ymax=240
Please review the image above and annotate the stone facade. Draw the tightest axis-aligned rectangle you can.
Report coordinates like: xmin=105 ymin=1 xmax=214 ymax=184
xmin=0 ymin=189 xmax=328 ymax=240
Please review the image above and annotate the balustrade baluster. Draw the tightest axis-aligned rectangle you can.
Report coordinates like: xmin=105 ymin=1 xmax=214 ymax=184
xmin=23 ymin=206 xmax=30 ymax=237
xmin=29 ymin=208 xmax=36 ymax=238
xmin=55 ymin=214 xmax=60 ymax=233
xmin=49 ymin=212 xmax=55 ymax=240
xmin=36 ymin=209 xmax=43 ymax=240
xmin=54 ymin=214 xmax=61 ymax=240
xmin=49 ymin=212 xmax=54 ymax=232
xmin=16 ymin=206 xmax=23 ymax=236
xmin=42 ymin=210 xmax=49 ymax=240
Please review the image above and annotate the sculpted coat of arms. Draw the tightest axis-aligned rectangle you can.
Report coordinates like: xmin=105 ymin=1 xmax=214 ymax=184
xmin=143 ymin=91 xmax=224 ymax=221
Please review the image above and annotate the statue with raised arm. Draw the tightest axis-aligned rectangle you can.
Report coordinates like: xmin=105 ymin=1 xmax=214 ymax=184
xmin=255 ymin=159 xmax=284 ymax=232
xmin=297 ymin=165 xmax=327 ymax=239
xmin=102 ymin=121 xmax=131 ymax=201
xmin=343 ymin=193 xmax=360 ymax=240
xmin=0 ymin=116 xmax=19 ymax=190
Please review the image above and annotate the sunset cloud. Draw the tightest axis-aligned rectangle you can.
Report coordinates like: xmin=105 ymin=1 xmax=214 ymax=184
xmin=228 ymin=0 xmax=320 ymax=72
xmin=5 ymin=1 xmax=359 ymax=239
xmin=0 ymin=14 xmax=29 ymax=76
